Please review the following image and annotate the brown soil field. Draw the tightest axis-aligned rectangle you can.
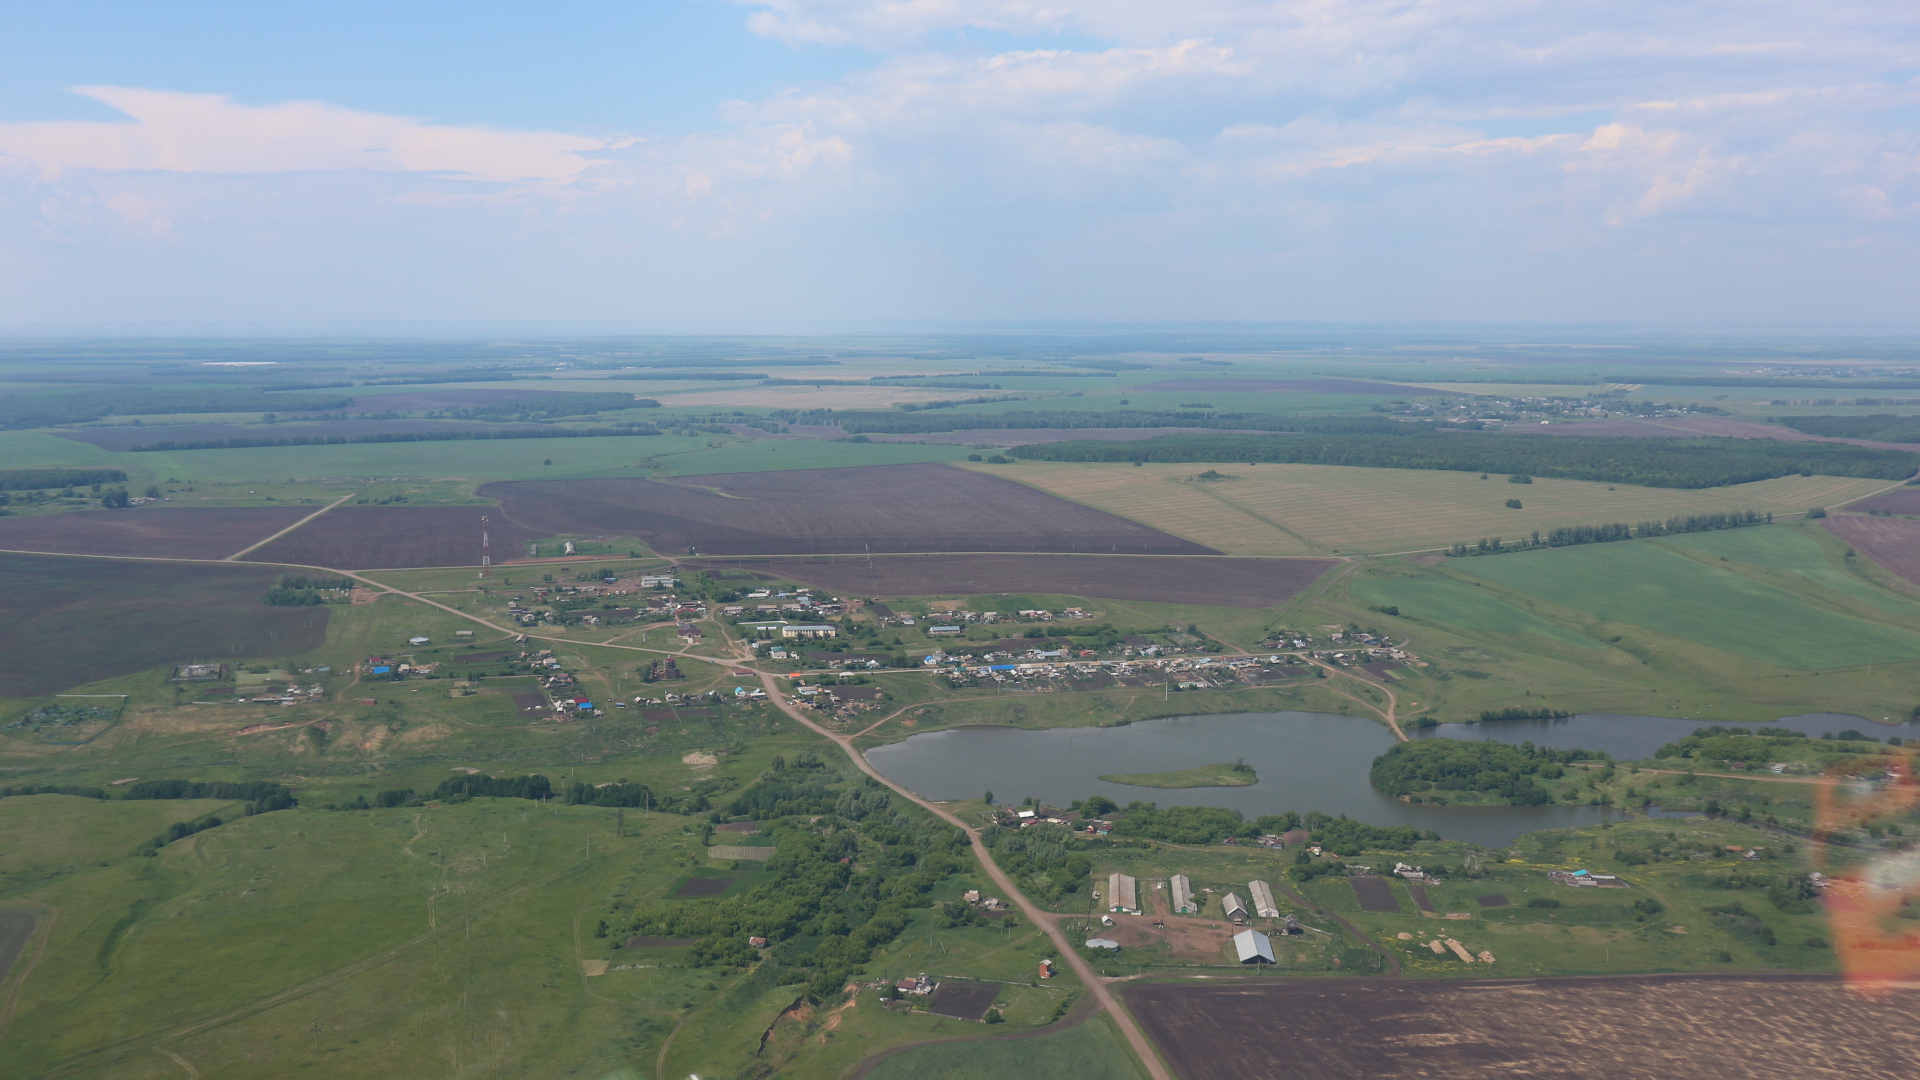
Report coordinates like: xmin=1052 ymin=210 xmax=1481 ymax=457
xmin=927 ymin=980 xmax=1000 ymax=1020
xmin=1126 ymin=974 xmax=1920 ymax=1080
xmin=683 ymin=553 xmax=1334 ymax=607
xmin=0 ymin=506 xmax=309 ymax=560
xmin=1349 ymin=875 xmax=1401 ymax=912
xmin=243 ymin=506 xmax=549 ymax=569
xmin=485 ymin=463 xmax=1214 ymax=556
xmin=1526 ymin=416 xmax=1920 ymax=450
xmin=1824 ymin=515 xmax=1920 ymax=587
xmin=1842 ymin=487 xmax=1920 ymax=514
xmin=0 ymin=553 xmax=329 ymax=697
xmin=675 ymin=877 xmax=731 ymax=897
xmin=50 ymin=419 xmax=553 ymax=451
xmin=1132 ymin=377 xmax=1431 ymax=394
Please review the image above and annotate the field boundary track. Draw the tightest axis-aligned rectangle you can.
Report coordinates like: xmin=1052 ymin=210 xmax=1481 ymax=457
xmin=222 ymin=492 xmax=356 ymax=560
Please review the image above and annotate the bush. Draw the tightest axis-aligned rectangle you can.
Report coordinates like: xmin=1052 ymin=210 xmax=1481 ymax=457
xmin=1527 ymin=897 xmax=1561 ymax=908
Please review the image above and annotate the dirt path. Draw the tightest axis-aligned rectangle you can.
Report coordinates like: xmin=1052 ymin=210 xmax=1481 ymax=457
xmin=222 ymin=493 xmax=357 ymax=561
xmin=748 ymin=669 xmax=1174 ymax=1080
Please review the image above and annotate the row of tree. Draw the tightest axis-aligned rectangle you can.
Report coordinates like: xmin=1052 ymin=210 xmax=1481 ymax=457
xmin=1005 ymin=432 xmax=1919 ymax=488
xmin=1447 ymin=510 xmax=1772 ymax=556
xmin=0 ymin=467 xmax=129 ymax=491
xmin=0 ymin=388 xmax=354 ymax=429
xmin=127 ymin=422 xmax=662 ymax=452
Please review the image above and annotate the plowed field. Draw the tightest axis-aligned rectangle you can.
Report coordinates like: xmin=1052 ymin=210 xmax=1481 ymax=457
xmin=1126 ymin=975 xmax=1920 ymax=1080
xmin=1824 ymin=515 xmax=1920 ymax=587
xmin=1842 ymin=487 xmax=1920 ymax=515
xmin=0 ymin=553 xmax=329 ymax=696
xmin=684 ymin=553 xmax=1333 ymax=607
xmin=484 ymin=463 xmax=1213 ymax=556
xmin=243 ymin=506 xmax=549 ymax=570
xmin=0 ymin=507 xmax=309 ymax=560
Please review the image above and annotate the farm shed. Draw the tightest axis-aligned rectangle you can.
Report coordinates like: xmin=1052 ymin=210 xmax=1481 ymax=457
xmin=1233 ymin=929 xmax=1276 ymax=964
xmin=1108 ymin=873 xmax=1139 ymax=914
xmin=1221 ymin=892 xmax=1249 ymax=924
xmin=1171 ymin=874 xmax=1196 ymax=915
xmin=1249 ymin=880 xmax=1280 ymax=919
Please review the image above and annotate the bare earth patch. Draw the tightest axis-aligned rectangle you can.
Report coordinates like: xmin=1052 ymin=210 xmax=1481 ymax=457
xmin=1126 ymin=974 xmax=1920 ymax=1080
xmin=1825 ymin=515 xmax=1920 ymax=588
xmin=485 ymin=463 xmax=1213 ymax=556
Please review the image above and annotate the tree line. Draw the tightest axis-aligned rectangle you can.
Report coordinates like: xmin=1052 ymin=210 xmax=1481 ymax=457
xmin=0 ymin=388 xmax=355 ymax=429
xmin=1773 ymin=415 xmax=1920 ymax=443
xmin=765 ymin=407 xmax=1413 ymax=436
xmin=0 ymin=467 xmax=129 ymax=491
xmin=1005 ymin=432 xmax=1919 ymax=488
xmin=127 ymin=422 xmax=662 ymax=452
xmin=1447 ymin=510 xmax=1772 ymax=557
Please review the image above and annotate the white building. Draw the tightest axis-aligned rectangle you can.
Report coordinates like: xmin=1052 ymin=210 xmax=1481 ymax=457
xmin=1107 ymin=873 xmax=1139 ymax=914
xmin=1249 ymin=880 xmax=1280 ymax=919
xmin=1233 ymin=929 xmax=1276 ymax=964
xmin=1170 ymin=874 xmax=1196 ymax=915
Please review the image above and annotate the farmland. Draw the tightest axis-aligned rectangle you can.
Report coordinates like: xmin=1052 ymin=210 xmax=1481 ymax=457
xmin=0 ymin=553 xmax=329 ymax=698
xmin=1127 ymin=974 xmax=1915 ymax=1080
xmin=0 ymin=506 xmax=309 ymax=560
xmin=486 ymin=464 xmax=1215 ymax=557
xmin=8 ymin=338 xmax=1920 ymax=1080
xmin=243 ymin=505 xmax=553 ymax=570
xmin=1825 ymin=515 xmax=1920 ymax=588
xmin=1845 ymin=486 xmax=1920 ymax=514
xmin=1453 ymin=540 xmax=1920 ymax=670
xmin=686 ymin=553 xmax=1335 ymax=607
xmin=980 ymin=460 xmax=1890 ymax=555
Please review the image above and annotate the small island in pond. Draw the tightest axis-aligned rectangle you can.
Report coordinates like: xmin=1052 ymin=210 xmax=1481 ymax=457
xmin=1098 ymin=761 xmax=1258 ymax=788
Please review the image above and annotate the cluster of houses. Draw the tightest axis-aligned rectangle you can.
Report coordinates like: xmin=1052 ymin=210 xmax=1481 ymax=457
xmin=936 ymin=654 xmax=1311 ymax=692
xmin=893 ymin=607 xmax=1097 ymax=628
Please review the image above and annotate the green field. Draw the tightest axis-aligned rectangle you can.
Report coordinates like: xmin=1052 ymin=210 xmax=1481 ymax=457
xmin=1350 ymin=576 xmax=1602 ymax=649
xmin=1455 ymin=539 xmax=1920 ymax=670
xmin=860 ymin=1014 xmax=1147 ymax=1080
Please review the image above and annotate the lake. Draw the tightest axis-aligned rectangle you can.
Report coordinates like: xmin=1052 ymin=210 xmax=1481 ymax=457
xmin=864 ymin=711 xmax=1629 ymax=848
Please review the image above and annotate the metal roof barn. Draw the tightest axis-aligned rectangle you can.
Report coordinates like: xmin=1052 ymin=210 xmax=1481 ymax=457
xmin=1233 ymin=929 xmax=1276 ymax=964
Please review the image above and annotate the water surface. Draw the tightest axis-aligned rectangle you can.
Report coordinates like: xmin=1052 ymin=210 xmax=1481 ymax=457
xmin=865 ymin=711 xmax=1623 ymax=848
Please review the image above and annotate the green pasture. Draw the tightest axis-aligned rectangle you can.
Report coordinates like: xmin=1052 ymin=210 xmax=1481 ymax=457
xmin=1350 ymin=576 xmax=1600 ymax=649
xmin=860 ymin=1014 xmax=1146 ymax=1080
xmin=0 ymin=796 xmax=728 ymax=1079
xmin=1660 ymin=525 xmax=1920 ymax=617
xmin=1454 ymin=540 xmax=1920 ymax=670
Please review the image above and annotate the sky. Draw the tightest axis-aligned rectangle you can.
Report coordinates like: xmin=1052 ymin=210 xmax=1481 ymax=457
xmin=0 ymin=0 xmax=1915 ymax=328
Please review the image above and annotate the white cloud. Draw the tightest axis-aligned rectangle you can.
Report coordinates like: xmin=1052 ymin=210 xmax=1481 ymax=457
xmin=0 ymin=87 xmax=612 ymax=183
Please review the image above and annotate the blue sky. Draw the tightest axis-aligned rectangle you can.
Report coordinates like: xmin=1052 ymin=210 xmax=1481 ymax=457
xmin=0 ymin=1 xmax=1916 ymax=326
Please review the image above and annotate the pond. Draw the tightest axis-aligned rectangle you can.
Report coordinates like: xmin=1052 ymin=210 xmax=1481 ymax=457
xmin=864 ymin=711 xmax=1629 ymax=849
